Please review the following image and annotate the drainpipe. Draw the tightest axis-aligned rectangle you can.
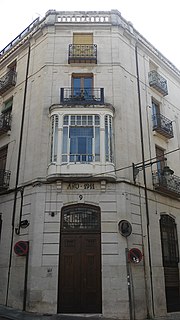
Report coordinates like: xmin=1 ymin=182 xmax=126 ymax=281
xmin=135 ymin=44 xmax=155 ymax=318
xmin=5 ymin=42 xmax=31 ymax=306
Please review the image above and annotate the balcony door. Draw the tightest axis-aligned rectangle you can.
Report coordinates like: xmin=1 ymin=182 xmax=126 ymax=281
xmin=58 ymin=204 xmax=102 ymax=314
xmin=160 ymin=215 xmax=180 ymax=312
xmin=156 ymin=146 xmax=165 ymax=173
xmin=0 ymin=146 xmax=7 ymax=170
xmin=152 ymin=100 xmax=160 ymax=128
xmin=72 ymin=74 xmax=93 ymax=101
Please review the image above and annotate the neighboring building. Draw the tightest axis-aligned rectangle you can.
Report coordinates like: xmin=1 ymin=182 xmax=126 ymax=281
xmin=0 ymin=9 xmax=180 ymax=320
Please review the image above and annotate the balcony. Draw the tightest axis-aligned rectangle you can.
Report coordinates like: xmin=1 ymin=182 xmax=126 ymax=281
xmin=148 ymin=70 xmax=168 ymax=96
xmin=152 ymin=168 xmax=180 ymax=198
xmin=0 ymin=169 xmax=11 ymax=190
xmin=152 ymin=113 xmax=173 ymax=139
xmin=60 ymin=88 xmax=104 ymax=105
xmin=68 ymin=44 xmax=97 ymax=64
xmin=0 ymin=70 xmax=16 ymax=95
xmin=0 ymin=112 xmax=11 ymax=135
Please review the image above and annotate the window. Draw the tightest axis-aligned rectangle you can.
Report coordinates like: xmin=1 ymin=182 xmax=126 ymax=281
xmin=0 ymin=146 xmax=9 ymax=188
xmin=156 ymin=145 xmax=165 ymax=172
xmin=0 ymin=146 xmax=8 ymax=170
xmin=160 ymin=215 xmax=179 ymax=266
xmin=50 ymin=115 xmax=58 ymax=162
xmin=49 ymin=109 xmax=115 ymax=179
xmin=152 ymin=99 xmax=160 ymax=127
xmin=105 ymin=115 xmax=113 ymax=162
xmin=72 ymin=73 xmax=93 ymax=101
xmin=62 ymin=115 xmax=100 ymax=163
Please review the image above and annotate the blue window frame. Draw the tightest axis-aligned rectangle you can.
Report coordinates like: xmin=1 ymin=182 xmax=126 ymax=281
xmin=72 ymin=74 xmax=93 ymax=101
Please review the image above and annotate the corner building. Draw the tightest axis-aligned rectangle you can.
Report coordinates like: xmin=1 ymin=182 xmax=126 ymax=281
xmin=0 ymin=10 xmax=180 ymax=320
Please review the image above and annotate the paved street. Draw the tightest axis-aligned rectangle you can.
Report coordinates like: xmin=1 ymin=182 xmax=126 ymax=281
xmin=1 ymin=305 xmax=180 ymax=320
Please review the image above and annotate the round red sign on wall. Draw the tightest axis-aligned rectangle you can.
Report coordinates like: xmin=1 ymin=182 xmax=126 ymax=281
xmin=14 ymin=241 xmax=29 ymax=256
xmin=128 ymin=248 xmax=142 ymax=264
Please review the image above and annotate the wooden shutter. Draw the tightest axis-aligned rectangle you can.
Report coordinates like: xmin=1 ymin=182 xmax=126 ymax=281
xmin=73 ymin=33 xmax=93 ymax=44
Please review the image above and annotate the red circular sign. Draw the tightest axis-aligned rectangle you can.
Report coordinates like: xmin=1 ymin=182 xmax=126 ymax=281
xmin=128 ymin=248 xmax=142 ymax=264
xmin=14 ymin=241 xmax=29 ymax=256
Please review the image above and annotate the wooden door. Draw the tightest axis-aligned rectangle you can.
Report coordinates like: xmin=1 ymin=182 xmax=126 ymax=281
xmin=58 ymin=205 xmax=102 ymax=314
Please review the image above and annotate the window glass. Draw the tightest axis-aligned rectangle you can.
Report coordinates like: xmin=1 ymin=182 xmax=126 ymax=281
xmin=50 ymin=115 xmax=58 ymax=162
xmin=62 ymin=115 xmax=100 ymax=163
xmin=105 ymin=115 xmax=113 ymax=162
xmin=95 ymin=127 xmax=100 ymax=161
xmin=72 ymin=74 xmax=93 ymax=100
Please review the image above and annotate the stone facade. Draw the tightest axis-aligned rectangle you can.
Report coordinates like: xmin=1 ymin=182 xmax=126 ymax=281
xmin=0 ymin=10 xmax=180 ymax=320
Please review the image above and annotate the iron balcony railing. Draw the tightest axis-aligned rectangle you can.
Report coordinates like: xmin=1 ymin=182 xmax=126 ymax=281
xmin=60 ymin=87 xmax=104 ymax=105
xmin=0 ymin=112 xmax=11 ymax=135
xmin=148 ymin=70 xmax=168 ymax=96
xmin=152 ymin=170 xmax=180 ymax=198
xmin=0 ymin=70 xmax=17 ymax=95
xmin=68 ymin=44 xmax=97 ymax=63
xmin=0 ymin=169 xmax=11 ymax=190
xmin=152 ymin=113 xmax=173 ymax=139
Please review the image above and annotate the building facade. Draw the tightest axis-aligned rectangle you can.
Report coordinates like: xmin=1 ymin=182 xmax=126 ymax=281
xmin=0 ymin=10 xmax=180 ymax=320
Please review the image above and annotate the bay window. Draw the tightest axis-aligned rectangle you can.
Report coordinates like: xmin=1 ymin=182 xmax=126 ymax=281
xmin=48 ymin=107 xmax=115 ymax=180
xmin=62 ymin=115 xmax=100 ymax=163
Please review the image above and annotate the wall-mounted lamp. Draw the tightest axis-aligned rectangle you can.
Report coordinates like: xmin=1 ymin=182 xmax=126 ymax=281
xmin=20 ymin=219 xmax=30 ymax=228
xmin=162 ymin=166 xmax=174 ymax=176
xmin=15 ymin=219 xmax=30 ymax=235
xmin=132 ymin=157 xmax=167 ymax=184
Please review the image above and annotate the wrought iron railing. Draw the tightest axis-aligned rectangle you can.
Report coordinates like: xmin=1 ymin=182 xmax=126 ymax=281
xmin=0 ymin=70 xmax=17 ymax=95
xmin=68 ymin=44 xmax=97 ymax=63
xmin=0 ymin=112 xmax=11 ymax=134
xmin=148 ymin=70 xmax=168 ymax=96
xmin=0 ymin=169 xmax=11 ymax=189
xmin=152 ymin=113 xmax=173 ymax=139
xmin=152 ymin=170 xmax=180 ymax=197
xmin=60 ymin=87 xmax=104 ymax=105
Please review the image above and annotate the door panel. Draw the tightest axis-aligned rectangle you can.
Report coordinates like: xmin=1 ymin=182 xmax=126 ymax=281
xmin=58 ymin=233 xmax=101 ymax=313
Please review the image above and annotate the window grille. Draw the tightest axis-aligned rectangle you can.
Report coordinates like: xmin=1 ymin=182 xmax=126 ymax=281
xmin=61 ymin=205 xmax=100 ymax=232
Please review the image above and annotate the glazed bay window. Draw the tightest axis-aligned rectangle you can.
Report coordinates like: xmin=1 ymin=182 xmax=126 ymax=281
xmin=48 ymin=107 xmax=115 ymax=180
xmin=62 ymin=115 xmax=100 ymax=163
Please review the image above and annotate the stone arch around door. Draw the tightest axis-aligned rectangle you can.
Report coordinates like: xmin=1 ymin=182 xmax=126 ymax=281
xmin=160 ymin=214 xmax=180 ymax=312
xmin=57 ymin=204 xmax=102 ymax=314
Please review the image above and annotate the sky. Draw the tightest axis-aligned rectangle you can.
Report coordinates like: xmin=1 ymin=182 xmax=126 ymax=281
xmin=1 ymin=0 xmax=180 ymax=69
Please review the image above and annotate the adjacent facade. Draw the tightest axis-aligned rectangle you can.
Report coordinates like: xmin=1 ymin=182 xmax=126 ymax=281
xmin=0 ymin=10 xmax=180 ymax=320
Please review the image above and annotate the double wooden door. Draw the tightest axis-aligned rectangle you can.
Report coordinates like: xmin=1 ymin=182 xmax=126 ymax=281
xmin=58 ymin=205 xmax=102 ymax=314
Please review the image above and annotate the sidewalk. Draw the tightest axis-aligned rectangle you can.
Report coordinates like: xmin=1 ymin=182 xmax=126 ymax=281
xmin=0 ymin=305 xmax=180 ymax=320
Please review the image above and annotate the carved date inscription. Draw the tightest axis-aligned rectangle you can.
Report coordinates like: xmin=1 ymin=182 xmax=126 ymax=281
xmin=67 ymin=183 xmax=95 ymax=190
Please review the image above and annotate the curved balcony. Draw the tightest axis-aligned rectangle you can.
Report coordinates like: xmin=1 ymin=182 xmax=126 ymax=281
xmin=0 ymin=169 xmax=11 ymax=190
xmin=0 ymin=112 xmax=11 ymax=135
xmin=152 ymin=113 xmax=173 ymax=139
xmin=60 ymin=87 xmax=104 ymax=105
xmin=149 ymin=70 xmax=168 ymax=96
xmin=152 ymin=169 xmax=180 ymax=198
xmin=68 ymin=44 xmax=97 ymax=64
xmin=0 ymin=70 xmax=16 ymax=95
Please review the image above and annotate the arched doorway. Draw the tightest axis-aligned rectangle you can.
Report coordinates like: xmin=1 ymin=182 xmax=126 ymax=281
xmin=58 ymin=204 xmax=102 ymax=313
xmin=160 ymin=214 xmax=180 ymax=312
